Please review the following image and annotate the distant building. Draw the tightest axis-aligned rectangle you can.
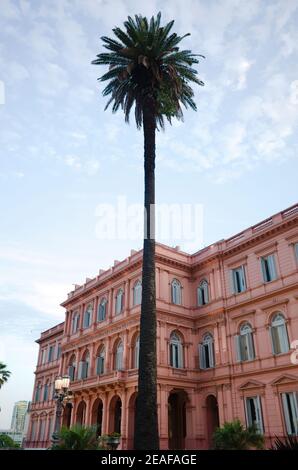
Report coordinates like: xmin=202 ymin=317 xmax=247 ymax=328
xmin=11 ymin=401 xmax=28 ymax=433
xmin=26 ymin=203 xmax=298 ymax=449
xmin=0 ymin=429 xmax=23 ymax=445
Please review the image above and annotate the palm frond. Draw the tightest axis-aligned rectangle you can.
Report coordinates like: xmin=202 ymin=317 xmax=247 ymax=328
xmin=92 ymin=11 xmax=204 ymax=129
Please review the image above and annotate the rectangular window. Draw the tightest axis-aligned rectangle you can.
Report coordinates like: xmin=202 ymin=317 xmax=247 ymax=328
xmin=282 ymin=392 xmax=298 ymax=435
xmin=232 ymin=266 xmax=246 ymax=293
xmin=40 ymin=350 xmax=45 ymax=364
xmin=48 ymin=345 xmax=54 ymax=362
xmin=261 ymin=254 xmax=277 ymax=282
xmin=96 ymin=356 xmax=104 ymax=375
xmin=78 ymin=361 xmax=88 ymax=379
xmin=68 ymin=365 xmax=75 ymax=381
xmin=199 ymin=343 xmax=215 ymax=369
xmin=245 ymin=396 xmax=264 ymax=433
xmin=57 ymin=344 xmax=61 ymax=359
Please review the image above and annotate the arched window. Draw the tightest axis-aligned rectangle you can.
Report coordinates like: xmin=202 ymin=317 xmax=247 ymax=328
xmin=197 ymin=280 xmax=209 ymax=306
xmin=68 ymin=355 xmax=76 ymax=381
xmin=270 ymin=313 xmax=289 ymax=354
xmin=72 ymin=312 xmax=80 ymax=333
xmin=79 ymin=351 xmax=90 ymax=379
xmin=35 ymin=383 xmax=42 ymax=403
xmin=96 ymin=347 xmax=105 ymax=375
xmin=199 ymin=333 xmax=215 ymax=369
xmin=171 ymin=279 xmax=182 ymax=305
xmin=235 ymin=323 xmax=255 ymax=362
xmin=133 ymin=335 xmax=140 ymax=369
xmin=43 ymin=381 xmax=49 ymax=402
xmin=115 ymin=289 xmax=124 ymax=315
xmin=133 ymin=280 xmax=142 ymax=306
xmin=83 ymin=304 xmax=92 ymax=328
xmin=115 ymin=341 xmax=124 ymax=371
xmin=97 ymin=298 xmax=107 ymax=322
xmin=169 ymin=332 xmax=183 ymax=368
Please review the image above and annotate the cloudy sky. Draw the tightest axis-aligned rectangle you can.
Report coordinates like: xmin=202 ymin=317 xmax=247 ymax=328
xmin=0 ymin=0 xmax=297 ymax=428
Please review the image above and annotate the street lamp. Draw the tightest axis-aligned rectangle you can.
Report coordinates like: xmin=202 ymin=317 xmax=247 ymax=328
xmin=51 ymin=375 xmax=72 ymax=445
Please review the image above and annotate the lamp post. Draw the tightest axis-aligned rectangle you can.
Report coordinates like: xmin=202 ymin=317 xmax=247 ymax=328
xmin=52 ymin=375 xmax=72 ymax=446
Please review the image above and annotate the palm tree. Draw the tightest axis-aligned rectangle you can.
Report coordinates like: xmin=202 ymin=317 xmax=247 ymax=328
xmin=92 ymin=12 xmax=204 ymax=449
xmin=51 ymin=425 xmax=99 ymax=450
xmin=0 ymin=362 xmax=11 ymax=388
xmin=213 ymin=420 xmax=265 ymax=450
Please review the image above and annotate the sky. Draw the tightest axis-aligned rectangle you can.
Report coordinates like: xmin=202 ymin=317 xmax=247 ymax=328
xmin=0 ymin=0 xmax=297 ymax=428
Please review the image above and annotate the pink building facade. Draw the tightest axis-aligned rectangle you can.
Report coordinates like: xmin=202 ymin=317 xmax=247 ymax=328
xmin=25 ymin=204 xmax=298 ymax=449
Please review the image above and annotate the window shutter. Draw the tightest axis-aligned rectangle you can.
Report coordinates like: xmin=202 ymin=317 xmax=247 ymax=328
xmin=198 ymin=288 xmax=202 ymax=306
xmin=96 ymin=357 xmax=100 ymax=375
xmin=280 ymin=324 xmax=289 ymax=353
xmin=247 ymin=332 xmax=255 ymax=360
xmin=261 ymin=258 xmax=267 ymax=282
xmin=245 ymin=398 xmax=252 ymax=427
xmin=268 ymin=255 xmax=277 ymax=280
xmin=270 ymin=326 xmax=279 ymax=354
xmin=235 ymin=335 xmax=241 ymax=362
xmin=282 ymin=393 xmax=292 ymax=434
xmin=199 ymin=343 xmax=205 ymax=369
xmin=230 ymin=270 xmax=236 ymax=294
xmin=240 ymin=334 xmax=247 ymax=361
xmin=241 ymin=266 xmax=246 ymax=291
xmin=68 ymin=365 xmax=74 ymax=381
xmin=78 ymin=361 xmax=84 ymax=379
xmin=178 ymin=342 xmax=183 ymax=368
xmin=256 ymin=396 xmax=264 ymax=433
xmin=205 ymin=284 xmax=209 ymax=303
xmin=209 ymin=342 xmax=215 ymax=368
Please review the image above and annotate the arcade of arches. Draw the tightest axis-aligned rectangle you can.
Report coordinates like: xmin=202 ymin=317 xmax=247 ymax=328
xmin=61 ymin=388 xmax=220 ymax=450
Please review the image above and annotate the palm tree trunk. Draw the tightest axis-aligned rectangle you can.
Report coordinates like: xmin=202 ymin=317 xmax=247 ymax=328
xmin=134 ymin=94 xmax=159 ymax=450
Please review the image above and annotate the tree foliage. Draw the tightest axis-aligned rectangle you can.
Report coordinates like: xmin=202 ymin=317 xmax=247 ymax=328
xmin=213 ymin=420 xmax=265 ymax=450
xmin=0 ymin=362 xmax=11 ymax=389
xmin=51 ymin=425 xmax=99 ymax=450
xmin=92 ymin=12 xmax=204 ymax=129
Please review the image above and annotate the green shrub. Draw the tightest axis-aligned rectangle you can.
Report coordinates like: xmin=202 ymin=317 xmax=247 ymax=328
xmin=213 ymin=420 xmax=264 ymax=450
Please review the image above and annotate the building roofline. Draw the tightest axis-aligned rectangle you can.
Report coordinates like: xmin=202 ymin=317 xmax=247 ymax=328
xmin=61 ymin=202 xmax=298 ymax=307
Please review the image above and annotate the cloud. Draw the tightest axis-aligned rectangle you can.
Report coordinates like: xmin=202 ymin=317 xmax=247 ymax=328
xmin=64 ymin=154 xmax=100 ymax=175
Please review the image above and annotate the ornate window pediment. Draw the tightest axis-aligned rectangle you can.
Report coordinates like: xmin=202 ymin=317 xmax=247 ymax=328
xmin=238 ymin=379 xmax=265 ymax=391
xmin=270 ymin=374 xmax=298 ymax=386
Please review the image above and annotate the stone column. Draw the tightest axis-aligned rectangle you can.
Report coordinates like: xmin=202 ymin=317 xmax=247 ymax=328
xmin=216 ymin=385 xmax=225 ymax=425
xmin=45 ymin=414 xmax=51 ymax=445
xmin=108 ymin=289 xmax=113 ymax=321
xmin=85 ymin=395 xmax=91 ymax=426
xmin=185 ymin=388 xmax=196 ymax=449
xmin=101 ymin=392 xmax=109 ymax=435
xmin=70 ymin=398 xmax=77 ymax=426
xmin=79 ymin=303 xmax=84 ymax=330
xmin=106 ymin=336 xmax=112 ymax=371
xmin=93 ymin=296 xmax=99 ymax=327
xmin=123 ymin=330 xmax=129 ymax=370
xmin=158 ymin=385 xmax=168 ymax=449
xmin=124 ymin=280 xmax=130 ymax=317
xmin=223 ymin=384 xmax=233 ymax=422
xmin=89 ymin=342 xmax=95 ymax=377
xmin=120 ymin=389 xmax=128 ymax=449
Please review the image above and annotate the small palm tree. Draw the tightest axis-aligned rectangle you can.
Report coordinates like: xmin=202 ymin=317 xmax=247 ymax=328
xmin=0 ymin=362 xmax=11 ymax=388
xmin=51 ymin=425 xmax=99 ymax=450
xmin=213 ymin=420 xmax=265 ymax=450
xmin=271 ymin=435 xmax=298 ymax=450
xmin=92 ymin=12 xmax=204 ymax=450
